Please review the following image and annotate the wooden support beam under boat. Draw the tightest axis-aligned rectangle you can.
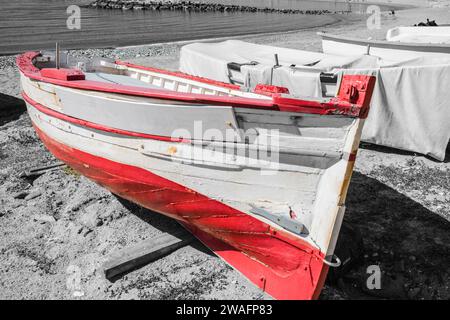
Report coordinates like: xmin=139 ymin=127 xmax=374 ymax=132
xmin=103 ymin=230 xmax=194 ymax=280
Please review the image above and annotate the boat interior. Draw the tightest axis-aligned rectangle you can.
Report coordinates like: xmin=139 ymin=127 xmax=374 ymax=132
xmin=34 ymin=51 xmax=271 ymax=99
xmin=34 ymin=51 xmax=340 ymax=99
xmin=226 ymin=61 xmax=338 ymax=97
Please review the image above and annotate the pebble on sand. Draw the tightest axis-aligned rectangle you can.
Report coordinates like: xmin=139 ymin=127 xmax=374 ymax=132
xmin=25 ymin=190 xmax=42 ymax=201
xmin=32 ymin=214 xmax=56 ymax=224
xmin=13 ymin=191 xmax=29 ymax=199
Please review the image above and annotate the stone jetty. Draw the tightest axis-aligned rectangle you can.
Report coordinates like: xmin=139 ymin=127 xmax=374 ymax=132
xmin=86 ymin=0 xmax=347 ymax=15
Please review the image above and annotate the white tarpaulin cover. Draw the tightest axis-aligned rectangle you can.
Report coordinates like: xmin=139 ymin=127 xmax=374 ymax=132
xmin=180 ymin=40 xmax=378 ymax=95
xmin=179 ymin=40 xmax=450 ymax=160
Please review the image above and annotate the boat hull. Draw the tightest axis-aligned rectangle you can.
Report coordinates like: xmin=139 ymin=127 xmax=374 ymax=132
xmin=17 ymin=51 xmax=375 ymax=299
xmin=28 ymin=102 xmax=327 ymax=300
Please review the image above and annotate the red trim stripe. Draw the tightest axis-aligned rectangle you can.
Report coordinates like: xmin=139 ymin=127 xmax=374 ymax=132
xmin=22 ymin=92 xmax=188 ymax=143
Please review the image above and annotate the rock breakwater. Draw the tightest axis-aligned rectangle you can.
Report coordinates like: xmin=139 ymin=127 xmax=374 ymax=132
xmin=87 ymin=0 xmax=348 ymax=15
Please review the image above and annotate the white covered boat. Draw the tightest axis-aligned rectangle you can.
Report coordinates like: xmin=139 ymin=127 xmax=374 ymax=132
xmin=18 ymin=50 xmax=376 ymax=300
xmin=386 ymin=26 xmax=450 ymax=44
xmin=180 ymin=40 xmax=372 ymax=95
xmin=318 ymin=31 xmax=450 ymax=62
xmin=180 ymin=40 xmax=450 ymax=161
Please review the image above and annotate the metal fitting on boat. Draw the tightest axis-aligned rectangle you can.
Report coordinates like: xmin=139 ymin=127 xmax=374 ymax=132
xmin=322 ymin=254 xmax=342 ymax=268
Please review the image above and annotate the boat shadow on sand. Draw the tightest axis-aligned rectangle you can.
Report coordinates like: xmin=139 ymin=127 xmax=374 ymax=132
xmin=114 ymin=170 xmax=450 ymax=300
xmin=323 ymin=171 xmax=450 ymax=300
xmin=0 ymin=93 xmax=26 ymax=126
xmin=361 ymin=141 xmax=450 ymax=164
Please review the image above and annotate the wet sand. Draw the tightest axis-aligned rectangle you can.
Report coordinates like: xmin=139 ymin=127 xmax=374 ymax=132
xmin=0 ymin=2 xmax=449 ymax=300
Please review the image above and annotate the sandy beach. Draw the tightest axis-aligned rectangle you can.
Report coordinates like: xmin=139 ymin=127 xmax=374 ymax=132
xmin=0 ymin=1 xmax=449 ymax=300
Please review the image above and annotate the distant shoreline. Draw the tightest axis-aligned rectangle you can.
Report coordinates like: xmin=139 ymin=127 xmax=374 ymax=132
xmin=0 ymin=0 xmax=408 ymax=56
xmin=85 ymin=0 xmax=410 ymax=12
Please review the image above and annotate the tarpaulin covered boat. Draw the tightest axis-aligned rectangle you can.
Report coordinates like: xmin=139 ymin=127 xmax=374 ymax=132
xmin=386 ymin=26 xmax=450 ymax=44
xmin=18 ymin=50 xmax=375 ymax=300
xmin=179 ymin=39 xmax=374 ymax=93
xmin=318 ymin=31 xmax=450 ymax=62
xmin=180 ymin=40 xmax=450 ymax=161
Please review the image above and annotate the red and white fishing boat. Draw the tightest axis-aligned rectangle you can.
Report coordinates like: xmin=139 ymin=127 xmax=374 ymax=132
xmin=17 ymin=50 xmax=375 ymax=300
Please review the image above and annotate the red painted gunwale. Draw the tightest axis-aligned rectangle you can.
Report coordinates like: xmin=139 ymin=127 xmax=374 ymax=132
xmin=17 ymin=51 xmax=375 ymax=118
xmin=29 ymin=106 xmax=328 ymax=300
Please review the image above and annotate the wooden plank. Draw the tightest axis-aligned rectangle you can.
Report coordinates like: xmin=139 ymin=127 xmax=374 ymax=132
xmin=19 ymin=162 xmax=65 ymax=179
xmin=103 ymin=230 xmax=194 ymax=280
